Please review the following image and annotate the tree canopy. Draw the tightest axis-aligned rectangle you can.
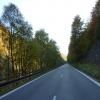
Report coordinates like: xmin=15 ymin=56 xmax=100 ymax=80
xmin=67 ymin=0 xmax=100 ymax=63
xmin=0 ymin=3 xmax=64 ymax=81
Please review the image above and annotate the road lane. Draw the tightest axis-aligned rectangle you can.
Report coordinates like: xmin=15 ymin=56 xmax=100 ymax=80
xmin=0 ymin=64 xmax=100 ymax=100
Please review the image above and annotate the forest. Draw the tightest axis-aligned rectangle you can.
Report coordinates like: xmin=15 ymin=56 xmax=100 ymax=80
xmin=67 ymin=0 xmax=100 ymax=81
xmin=0 ymin=3 xmax=64 ymax=83
xmin=68 ymin=0 xmax=100 ymax=63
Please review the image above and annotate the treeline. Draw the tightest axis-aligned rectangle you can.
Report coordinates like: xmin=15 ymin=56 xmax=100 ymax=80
xmin=0 ymin=3 xmax=64 ymax=81
xmin=67 ymin=0 xmax=100 ymax=63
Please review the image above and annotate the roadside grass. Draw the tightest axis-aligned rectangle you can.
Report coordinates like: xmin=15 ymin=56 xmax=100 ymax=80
xmin=0 ymin=67 xmax=58 ymax=96
xmin=0 ymin=72 xmax=43 ymax=96
xmin=74 ymin=63 xmax=100 ymax=82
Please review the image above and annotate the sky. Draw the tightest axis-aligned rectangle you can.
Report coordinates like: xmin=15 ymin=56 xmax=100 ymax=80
xmin=0 ymin=0 xmax=97 ymax=56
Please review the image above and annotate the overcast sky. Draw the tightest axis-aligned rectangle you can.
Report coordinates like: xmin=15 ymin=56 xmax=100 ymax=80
xmin=0 ymin=0 xmax=97 ymax=55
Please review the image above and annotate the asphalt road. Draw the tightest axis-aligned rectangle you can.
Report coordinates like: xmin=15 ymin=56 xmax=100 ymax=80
xmin=0 ymin=64 xmax=100 ymax=100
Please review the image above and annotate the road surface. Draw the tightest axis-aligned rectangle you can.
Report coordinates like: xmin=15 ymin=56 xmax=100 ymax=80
xmin=0 ymin=64 xmax=100 ymax=100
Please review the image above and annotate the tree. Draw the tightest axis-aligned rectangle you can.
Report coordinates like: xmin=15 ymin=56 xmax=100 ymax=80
xmin=67 ymin=0 xmax=100 ymax=63
xmin=35 ymin=29 xmax=49 ymax=45
xmin=34 ymin=29 xmax=63 ymax=70
xmin=0 ymin=3 xmax=64 ymax=81
xmin=45 ymin=39 xmax=60 ymax=68
xmin=68 ymin=15 xmax=83 ymax=62
xmin=93 ymin=0 xmax=100 ymax=39
xmin=1 ymin=3 xmax=24 ymax=77
xmin=1 ymin=3 xmax=33 ymax=77
xmin=35 ymin=30 xmax=48 ymax=70
xmin=71 ymin=15 xmax=83 ymax=40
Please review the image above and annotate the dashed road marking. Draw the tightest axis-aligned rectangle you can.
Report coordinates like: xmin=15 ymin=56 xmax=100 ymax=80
xmin=53 ymin=96 xmax=57 ymax=100
xmin=0 ymin=64 xmax=67 ymax=99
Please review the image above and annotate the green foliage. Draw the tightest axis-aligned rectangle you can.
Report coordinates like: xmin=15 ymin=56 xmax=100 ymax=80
xmin=0 ymin=4 xmax=64 ymax=81
xmin=67 ymin=15 xmax=84 ymax=62
xmin=68 ymin=0 xmax=100 ymax=63
xmin=75 ymin=64 xmax=100 ymax=82
xmin=71 ymin=15 xmax=83 ymax=40
xmin=34 ymin=30 xmax=62 ymax=70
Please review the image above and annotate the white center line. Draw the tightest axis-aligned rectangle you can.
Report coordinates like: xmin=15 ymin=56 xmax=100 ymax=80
xmin=53 ymin=96 xmax=57 ymax=100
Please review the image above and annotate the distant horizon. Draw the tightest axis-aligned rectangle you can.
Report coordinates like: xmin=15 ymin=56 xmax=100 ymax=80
xmin=0 ymin=0 xmax=97 ymax=56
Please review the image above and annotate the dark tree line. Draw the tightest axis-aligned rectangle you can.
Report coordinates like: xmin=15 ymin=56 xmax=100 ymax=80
xmin=67 ymin=0 xmax=100 ymax=63
xmin=0 ymin=3 xmax=64 ymax=81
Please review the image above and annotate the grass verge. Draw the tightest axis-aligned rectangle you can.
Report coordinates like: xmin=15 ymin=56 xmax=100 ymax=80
xmin=74 ymin=63 xmax=100 ymax=82
xmin=0 ymin=67 xmax=57 ymax=96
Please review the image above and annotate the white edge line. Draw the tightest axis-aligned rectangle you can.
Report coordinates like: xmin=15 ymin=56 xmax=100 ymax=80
xmin=0 ymin=66 xmax=61 ymax=99
xmin=0 ymin=75 xmax=45 ymax=99
xmin=53 ymin=96 xmax=57 ymax=100
xmin=73 ymin=67 xmax=100 ymax=87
